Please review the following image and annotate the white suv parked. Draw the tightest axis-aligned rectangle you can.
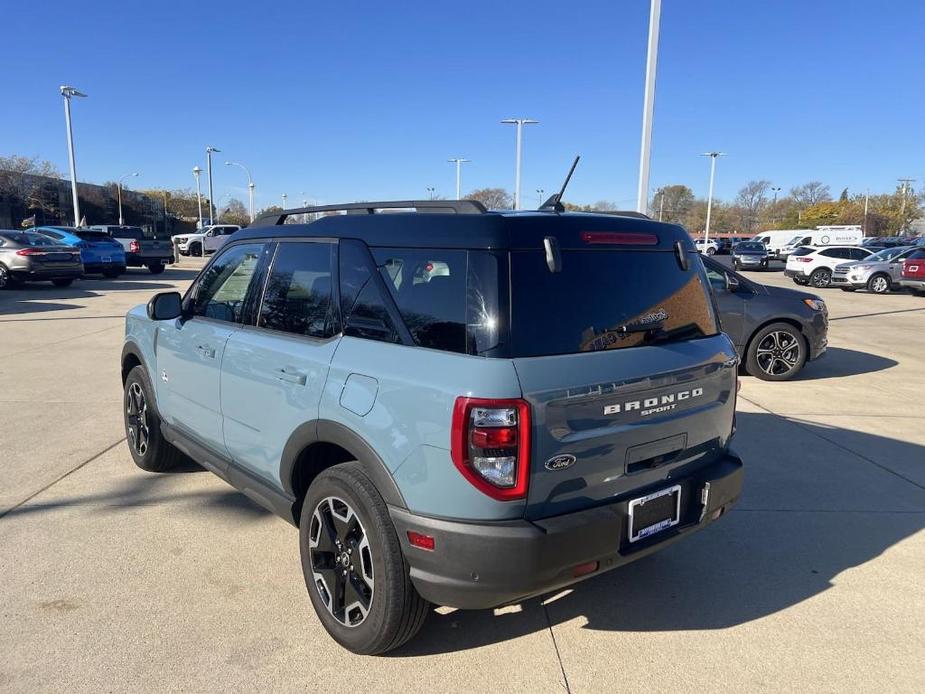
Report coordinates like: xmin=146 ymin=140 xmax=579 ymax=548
xmin=784 ymin=245 xmax=873 ymax=288
xmin=173 ymin=225 xmax=241 ymax=257
xmin=694 ymin=238 xmax=720 ymax=255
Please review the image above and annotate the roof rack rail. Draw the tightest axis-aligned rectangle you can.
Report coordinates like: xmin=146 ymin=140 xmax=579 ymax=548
xmin=252 ymin=199 xmax=487 ymax=226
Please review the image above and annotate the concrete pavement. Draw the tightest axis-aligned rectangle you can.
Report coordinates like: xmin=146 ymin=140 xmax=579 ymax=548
xmin=1 ymin=259 xmax=923 ymax=692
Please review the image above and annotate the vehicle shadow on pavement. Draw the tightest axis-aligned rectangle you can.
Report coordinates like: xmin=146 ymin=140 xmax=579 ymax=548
xmin=793 ymin=346 xmax=897 ymax=380
xmin=389 ymin=411 xmax=925 ymax=656
xmin=0 ymin=280 xmax=177 ymax=316
xmin=1 ymin=469 xmax=272 ymax=523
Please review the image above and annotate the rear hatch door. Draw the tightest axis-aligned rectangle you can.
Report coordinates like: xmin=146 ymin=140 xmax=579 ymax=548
xmin=505 ymin=233 xmax=737 ymax=520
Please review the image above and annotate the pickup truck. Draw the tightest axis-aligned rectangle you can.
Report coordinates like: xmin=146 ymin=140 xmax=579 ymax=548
xmin=899 ymin=248 xmax=925 ymax=295
xmin=91 ymin=225 xmax=174 ymax=274
xmin=172 ymin=225 xmax=241 ymax=257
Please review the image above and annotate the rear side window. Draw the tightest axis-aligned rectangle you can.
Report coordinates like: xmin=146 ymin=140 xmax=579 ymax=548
xmin=75 ymin=231 xmax=115 ymax=242
xmin=373 ymin=248 xmax=467 ymax=353
xmin=37 ymin=230 xmax=64 ymax=240
xmin=259 ymin=242 xmax=336 ymax=338
xmin=339 ymin=240 xmax=401 ymax=344
xmin=790 ymin=247 xmax=815 ymax=257
xmin=509 ymin=250 xmax=719 ymax=357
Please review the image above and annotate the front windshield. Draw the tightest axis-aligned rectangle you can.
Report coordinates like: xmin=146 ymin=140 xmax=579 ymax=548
xmin=787 ymin=235 xmax=803 ymax=245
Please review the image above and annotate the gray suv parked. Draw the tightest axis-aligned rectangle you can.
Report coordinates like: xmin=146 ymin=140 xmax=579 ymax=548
xmin=121 ymin=200 xmax=743 ymax=654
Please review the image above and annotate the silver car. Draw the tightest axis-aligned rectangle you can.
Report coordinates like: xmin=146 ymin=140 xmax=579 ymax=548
xmin=831 ymin=246 xmax=918 ymax=294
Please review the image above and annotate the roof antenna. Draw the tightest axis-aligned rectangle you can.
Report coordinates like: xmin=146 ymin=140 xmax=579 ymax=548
xmin=539 ymin=155 xmax=580 ymax=212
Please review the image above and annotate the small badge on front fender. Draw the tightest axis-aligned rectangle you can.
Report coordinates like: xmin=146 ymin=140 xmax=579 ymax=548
xmin=545 ymin=454 xmax=576 ymax=471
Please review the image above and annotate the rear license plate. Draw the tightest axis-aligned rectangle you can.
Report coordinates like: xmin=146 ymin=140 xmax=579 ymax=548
xmin=628 ymin=485 xmax=681 ymax=543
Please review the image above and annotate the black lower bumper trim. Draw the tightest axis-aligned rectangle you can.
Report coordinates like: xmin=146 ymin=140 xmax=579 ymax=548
xmin=390 ymin=451 xmax=743 ymax=609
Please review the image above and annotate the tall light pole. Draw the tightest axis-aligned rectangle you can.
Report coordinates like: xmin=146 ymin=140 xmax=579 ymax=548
xmin=282 ymin=193 xmax=288 ymax=209
xmin=205 ymin=146 xmax=220 ymax=225
xmin=501 ymin=118 xmax=539 ymax=210
xmin=635 ymin=0 xmax=662 ymax=214
xmin=863 ymin=188 xmax=869 ymax=235
xmin=701 ymin=152 xmax=725 ymax=244
xmin=898 ymin=178 xmax=915 ymax=223
xmin=60 ymin=85 xmax=87 ymax=226
xmin=447 ymin=158 xmax=470 ymax=199
xmin=426 ymin=187 xmax=436 ymax=200
xmin=536 ymin=188 xmax=545 ymax=207
xmin=771 ymin=186 xmax=781 ymax=204
xmin=225 ymin=161 xmax=255 ymax=222
xmin=192 ymin=166 xmax=204 ymax=228
xmin=117 ymin=172 xmax=139 ymax=225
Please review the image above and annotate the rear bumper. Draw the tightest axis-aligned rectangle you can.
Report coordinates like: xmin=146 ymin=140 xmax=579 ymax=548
xmin=126 ymin=253 xmax=174 ymax=266
xmin=10 ymin=265 xmax=83 ymax=280
xmin=783 ymin=268 xmax=806 ymax=279
xmin=390 ymin=451 xmax=743 ymax=609
xmin=83 ymin=262 xmax=127 ymax=274
xmin=899 ymin=279 xmax=925 ymax=290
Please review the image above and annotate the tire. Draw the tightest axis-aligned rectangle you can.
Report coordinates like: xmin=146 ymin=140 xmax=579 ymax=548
xmin=300 ymin=462 xmax=429 ymax=655
xmin=840 ymin=287 xmax=856 ymax=292
xmin=123 ymin=365 xmax=187 ymax=472
xmin=706 ymin=247 xmax=716 ymax=256
xmin=809 ymin=268 xmax=831 ymax=288
xmin=745 ymin=322 xmax=807 ymax=381
xmin=867 ymin=273 xmax=891 ymax=294
xmin=190 ymin=243 xmax=203 ymax=257
xmin=792 ymin=277 xmax=807 ymax=286
xmin=148 ymin=264 xmax=166 ymax=274
xmin=52 ymin=278 xmax=74 ymax=287
xmin=0 ymin=263 xmax=15 ymax=289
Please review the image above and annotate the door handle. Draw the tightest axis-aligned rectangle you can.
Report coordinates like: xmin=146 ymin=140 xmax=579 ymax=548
xmin=276 ymin=369 xmax=307 ymax=386
xmin=196 ymin=344 xmax=216 ymax=359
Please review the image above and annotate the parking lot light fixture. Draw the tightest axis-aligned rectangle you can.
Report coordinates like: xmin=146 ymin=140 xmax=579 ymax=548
xmin=636 ymin=0 xmax=661 ymax=214
xmin=60 ymin=85 xmax=87 ymax=226
xmin=501 ymin=118 xmax=539 ymax=210
xmin=192 ymin=166 xmax=204 ymax=228
xmin=282 ymin=193 xmax=288 ymax=210
xmin=700 ymin=152 xmax=725 ymax=244
xmin=448 ymin=158 xmax=470 ymax=200
xmin=205 ymin=146 xmax=221 ymax=224
xmin=225 ymin=161 xmax=255 ymax=222
xmin=117 ymin=172 xmax=140 ymax=225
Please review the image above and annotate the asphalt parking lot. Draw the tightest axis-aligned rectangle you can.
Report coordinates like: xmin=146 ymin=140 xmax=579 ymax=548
xmin=1 ymin=258 xmax=923 ymax=693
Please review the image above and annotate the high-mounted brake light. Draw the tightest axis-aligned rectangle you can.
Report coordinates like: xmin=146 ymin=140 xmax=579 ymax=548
xmin=451 ymin=397 xmax=530 ymax=501
xmin=581 ymin=231 xmax=658 ymax=246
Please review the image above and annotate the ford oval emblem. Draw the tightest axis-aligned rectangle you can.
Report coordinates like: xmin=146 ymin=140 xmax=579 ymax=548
xmin=545 ymin=454 xmax=577 ymax=471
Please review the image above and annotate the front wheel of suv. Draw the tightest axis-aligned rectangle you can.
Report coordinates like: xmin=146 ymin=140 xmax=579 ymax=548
xmin=299 ymin=462 xmax=429 ymax=655
xmin=745 ymin=322 xmax=807 ymax=381
xmin=867 ymin=273 xmax=891 ymax=294
xmin=123 ymin=366 xmax=187 ymax=472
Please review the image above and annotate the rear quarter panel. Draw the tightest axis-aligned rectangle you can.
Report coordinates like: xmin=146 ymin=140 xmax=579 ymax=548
xmin=322 ymin=336 xmax=526 ymax=520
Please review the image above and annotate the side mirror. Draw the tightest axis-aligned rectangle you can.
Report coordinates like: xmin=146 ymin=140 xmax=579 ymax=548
xmin=725 ymin=273 xmax=741 ymax=292
xmin=147 ymin=291 xmax=183 ymax=321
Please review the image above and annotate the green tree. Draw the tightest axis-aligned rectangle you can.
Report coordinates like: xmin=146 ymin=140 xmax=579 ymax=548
xmin=651 ymin=184 xmax=694 ymax=224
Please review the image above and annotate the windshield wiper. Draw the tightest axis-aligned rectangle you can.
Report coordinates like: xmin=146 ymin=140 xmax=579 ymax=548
xmin=617 ymin=319 xmax=665 ymax=334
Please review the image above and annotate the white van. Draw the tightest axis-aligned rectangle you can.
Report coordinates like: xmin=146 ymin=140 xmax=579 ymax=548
xmin=779 ymin=226 xmax=863 ymax=259
xmin=751 ymin=229 xmax=806 ymax=259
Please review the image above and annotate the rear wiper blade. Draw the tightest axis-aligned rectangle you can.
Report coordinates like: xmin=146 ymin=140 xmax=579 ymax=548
xmin=617 ymin=319 xmax=665 ymax=334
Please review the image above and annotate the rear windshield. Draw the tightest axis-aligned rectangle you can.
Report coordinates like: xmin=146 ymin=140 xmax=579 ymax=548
xmin=509 ymin=250 xmax=719 ymax=357
xmin=75 ymin=231 xmax=116 ymax=242
xmin=908 ymin=249 xmax=925 ymax=260
xmin=735 ymin=242 xmax=765 ymax=252
xmin=109 ymin=227 xmax=144 ymax=240
xmin=790 ymin=247 xmax=815 ymax=257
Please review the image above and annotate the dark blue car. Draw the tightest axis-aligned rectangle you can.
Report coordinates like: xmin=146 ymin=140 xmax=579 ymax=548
xmin=29 ymin=226 xmax=126 ymax=277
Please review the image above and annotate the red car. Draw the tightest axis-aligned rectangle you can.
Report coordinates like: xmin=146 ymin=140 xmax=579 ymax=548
xmin=899 ymin=248 xmax=925 ymax=294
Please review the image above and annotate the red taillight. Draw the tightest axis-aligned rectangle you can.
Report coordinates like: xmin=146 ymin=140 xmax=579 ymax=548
xmin=581 ymin=231 xmax=658 ymax=245
xmin=794 ymin=257 xmax=813 ymax=263
xmin=16 ymin=248 xmax=45 ymax=256
xmin=407 ymin=531 xmax=435 ymax=551
xmin=572 ymin=561 xmax=599 ymax=578
xmin=451 ymin=397 xmax=531 ymax=501
xmin=129 ymin=240 xmax=140 ymax=253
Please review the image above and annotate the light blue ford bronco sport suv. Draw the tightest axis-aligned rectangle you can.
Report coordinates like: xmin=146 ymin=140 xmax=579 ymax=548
xmin=121 ymin=199 xmax=743 ymax=654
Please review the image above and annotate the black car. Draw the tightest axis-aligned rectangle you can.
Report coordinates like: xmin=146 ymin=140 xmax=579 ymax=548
xmin=731 ymin=241 xmax=771 ymax=271
xmin=702 ymin=256 xmax=828 ymax=380
xmin=0 ymin=230 xmax=84 ymax=289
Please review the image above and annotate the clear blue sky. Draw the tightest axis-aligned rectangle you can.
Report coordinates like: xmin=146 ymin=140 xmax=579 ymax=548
xmin=3 ymin=0 xmax=923 ymax=210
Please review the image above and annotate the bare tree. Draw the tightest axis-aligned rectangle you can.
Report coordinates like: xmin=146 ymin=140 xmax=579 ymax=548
xmin=790 ymin=181 xmax=832 ymax=207
xmin=735 ymin=180 xmax=771 ymax=233
xmin=465 ymin=187 xmax=512 ymax=210
xmin=651 ymin=184 xmax=695 ymax=223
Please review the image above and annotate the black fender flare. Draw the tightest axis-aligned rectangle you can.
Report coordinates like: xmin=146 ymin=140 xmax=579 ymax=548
xmin=121 ymin=340 xmax=149 ymax=383
xmin=280 ymin=419 xmax=407 ymax=509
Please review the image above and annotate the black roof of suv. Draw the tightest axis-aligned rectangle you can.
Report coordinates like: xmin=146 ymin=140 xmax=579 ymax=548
xmin=240 ymin=200 xmax=694 ymax=252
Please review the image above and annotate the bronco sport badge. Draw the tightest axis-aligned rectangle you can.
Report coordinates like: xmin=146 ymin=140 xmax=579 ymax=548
xmin=603 ymin=387 xmax=704 ymax=417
